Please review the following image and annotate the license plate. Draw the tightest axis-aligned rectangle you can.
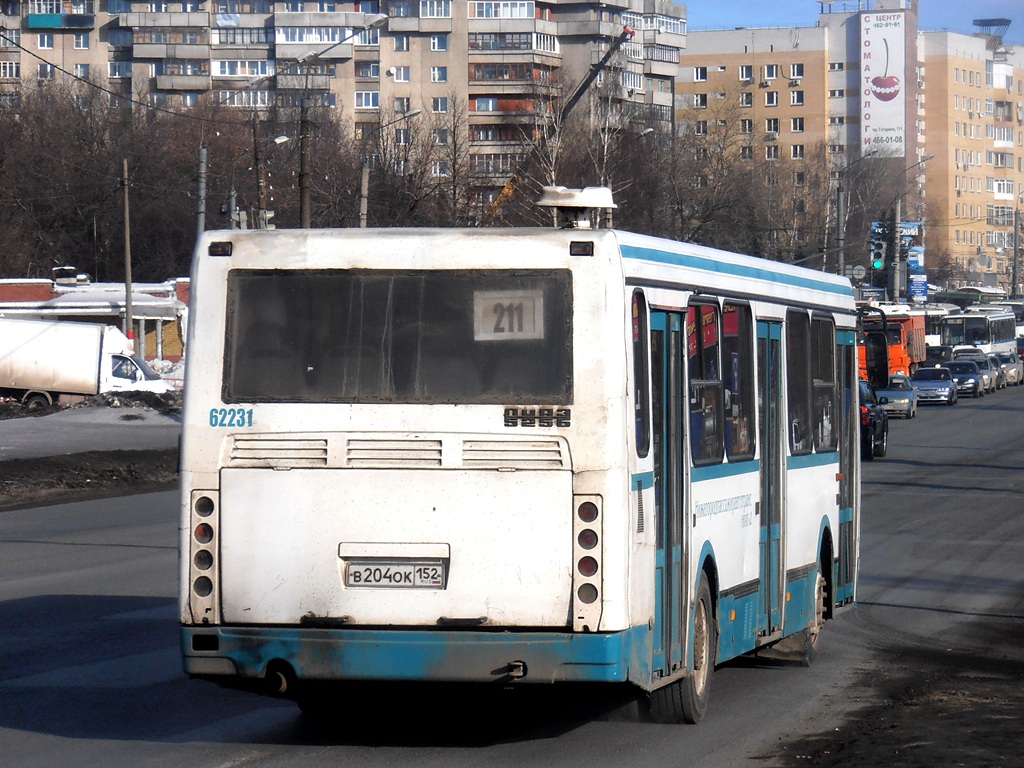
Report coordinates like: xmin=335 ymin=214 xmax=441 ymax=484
xmin=345 ymin=560 xmax=446 ymax=589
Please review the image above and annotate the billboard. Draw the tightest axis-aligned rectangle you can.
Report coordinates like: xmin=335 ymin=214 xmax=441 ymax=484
xmin=861 ymin=12 xmax=906 ymax=158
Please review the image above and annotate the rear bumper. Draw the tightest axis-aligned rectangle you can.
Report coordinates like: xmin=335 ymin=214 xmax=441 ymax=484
xmin=182 ymin=625 xmax=650 ymax=687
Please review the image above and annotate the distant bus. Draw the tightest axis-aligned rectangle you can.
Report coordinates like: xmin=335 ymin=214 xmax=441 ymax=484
xmin=940 ymin=310 xmax=1016 ymax=354
xmin=179 ymin=190 xmax=861 ymax=724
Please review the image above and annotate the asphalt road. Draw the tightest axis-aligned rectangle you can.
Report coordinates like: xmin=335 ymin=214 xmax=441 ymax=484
xmin=1 ymin=388 xmax=1022 ymax=766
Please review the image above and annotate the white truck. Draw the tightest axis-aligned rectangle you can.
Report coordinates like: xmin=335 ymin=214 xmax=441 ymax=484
xmin=0 ymin=317 xmax=172 ymax=409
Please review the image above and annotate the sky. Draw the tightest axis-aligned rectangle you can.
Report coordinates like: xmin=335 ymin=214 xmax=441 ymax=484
xmin=688 ymin=1 xmax=1024 ymax=44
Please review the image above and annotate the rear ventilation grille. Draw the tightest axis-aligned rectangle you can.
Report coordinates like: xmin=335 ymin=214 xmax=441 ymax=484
xmin=462 ymin=439 xmax=568 ymax=469
xmin=346 ymin=438 xmax=443 ymax=467
xmin=231 ymin=437 xmax=328 ymax=467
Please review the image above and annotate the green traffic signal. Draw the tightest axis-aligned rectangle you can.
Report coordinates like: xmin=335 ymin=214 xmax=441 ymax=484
xmin=872 ymin=258 xmax=883 ymax=269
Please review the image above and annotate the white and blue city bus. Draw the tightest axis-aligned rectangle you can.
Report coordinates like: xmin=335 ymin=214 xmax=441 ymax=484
xmin=180 ymin=188 xmax=859 ymax=723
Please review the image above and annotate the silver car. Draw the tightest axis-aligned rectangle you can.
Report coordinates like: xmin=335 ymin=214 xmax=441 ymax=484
xmin=996 ymin=352 xmax=1023 ymax=386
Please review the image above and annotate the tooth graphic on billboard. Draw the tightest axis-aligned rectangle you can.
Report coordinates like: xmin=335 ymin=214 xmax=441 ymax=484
xmin=871 ymin=41 xmax=901 ymax=102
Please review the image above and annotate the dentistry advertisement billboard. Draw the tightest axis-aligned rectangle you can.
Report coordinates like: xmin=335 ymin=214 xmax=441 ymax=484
xmin=861 ymin=11 xmax=906 ymax=158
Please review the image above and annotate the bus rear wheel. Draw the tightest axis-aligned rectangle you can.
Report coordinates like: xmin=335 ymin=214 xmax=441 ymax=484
xmin=648 ymin=574 xmax=716 ymax=724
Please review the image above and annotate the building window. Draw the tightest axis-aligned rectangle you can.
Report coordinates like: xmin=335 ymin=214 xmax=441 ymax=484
xmin=790 ymin=63 xmax=804 ymax=79
xmin=432 ymin=96 xmax=448 ymax=113
xmin=469 ymin=1 xmax=533 ymax=18
xmin=108 ymin=0 xmax=131 ymax=11
xmin=395 ymin=128 xmax=410 ymax=145
xmin=476 ymin=96 xmax=497 ymax=111
xmin=431 ymin=159 xmax=450 ymax=176
xmin=0 ymin=61 xmax=20 ymax=79
xmin=355 ymin=91 xmax=380 ymax=109
xmin=694 ymin=93 xmax=707 ymax=109
xmin=740 ymin=92 xmax=752 ymax=108
xmin=794 ymin=171 xmax=805 ymax=186
xmin=765 ymin=92 xmax=778 ymax=107
xmin=694 ymin=66 xmax=707 ymax=82
xmin=431 ymin=66 xmax=447 ymax=83
xmin=432 ymin=128 xmax=449 ymax=145
xmin=739 ymin=64 xmax=753 ymax=81
xmin=829 ymin=62 xmax=844 ymax=71
xmin=431 ymin=33 xmax=448 ymax=51
xmin=392 ymin=66 xmax=410 ymax=82
xmin=741 ymin=146 xmax=753 ymax=160
xmin=394 ymin=34 xmax=410 ymax=52
xmin=828 ymin=116 xmax=845 ymax=125
xmin=766 ymin=145 xmax=779 ymax=160
xmin=420 ymin=0 xmax=451 ymax=17
xmin=791 ymin=90 xmax=804 ymax=106
xmin=109 ymin=61 xmax=133 ymax=78
xmin=38 ymin=33 xmax=53 ymax=50
xmin=765 ymin=118 xmax=779 ymax=134
xmin=38 ymin=63 xmax=55 ymax=80
xmin=74 ymin=63 xmax=90 ymax=79
xmin=740 ymin=119 xmax=753 ymax=134
xmin=764 ymin=64 xmax=778 ymax=80
xmin=355 ymin=61 xmax=380 ymax=78
xmin=828 ymin=89 xmax=844 ymax=98
xmin=792 ymin=144 xmax=804 ymax=160
xmin=73 ymin=32 xmax=89 ymax=50
xmin=694 ymin=120 xmax=708 ymax=135
xmin=791 ymin=117 xmax=804 ymax=132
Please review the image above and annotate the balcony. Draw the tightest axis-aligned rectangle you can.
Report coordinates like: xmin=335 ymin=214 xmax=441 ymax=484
xmin=133 ymin=43 xmax=211 ymax=60
xmin=275 ymin=42 xmax=353 ymax=61
xmin=276 ymin=73 xmax=331 ymax=91
xmin=27 ymin=0 xmax=95 ymax=29
xmin=119 ymin=12 xmax=210 ymax=29
xmin=155 ymin=74 xmax=211 ymax=91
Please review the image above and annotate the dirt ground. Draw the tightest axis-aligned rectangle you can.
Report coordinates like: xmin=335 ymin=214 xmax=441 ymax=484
xmin=1 ymin=401 xmax=1022 ymax=764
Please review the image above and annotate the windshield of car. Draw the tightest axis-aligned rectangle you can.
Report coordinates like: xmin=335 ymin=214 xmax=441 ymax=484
xmin=887 ymin=379 xmax=912 ymax=391
xmin=912 ymin=369 xmax=951 ymax=381
xmin=946 ymin=362 xmax=979 ymax=374
xmin=997 ymin=353 xmax=1015 ymax=363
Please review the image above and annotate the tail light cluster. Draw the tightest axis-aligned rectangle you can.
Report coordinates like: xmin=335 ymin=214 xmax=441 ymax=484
xmin=189 ymin=491 xmax=220 ymax=624
xmin=860 ymin=404 xmax=869 ymax=426
xmin=573 ymin=495 xmax=603 ymax=633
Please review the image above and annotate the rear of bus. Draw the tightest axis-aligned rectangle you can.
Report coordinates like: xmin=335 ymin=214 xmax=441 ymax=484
xmin=179 ymin=228 xmax=643 ymax=699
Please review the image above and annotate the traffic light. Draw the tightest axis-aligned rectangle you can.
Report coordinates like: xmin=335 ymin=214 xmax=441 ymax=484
xmin=870 ymin=237 xmax=886 ymax=270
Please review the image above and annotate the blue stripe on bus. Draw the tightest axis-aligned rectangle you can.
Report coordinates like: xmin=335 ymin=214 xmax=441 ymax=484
xmin=631 ymin=471 xmax=655 ymax=490
xmin=786 ymin=451 xmax=839 ymax=470
xmin=182 ymin=625 xmax=652 ymax=686
xmin=691 ymin=460 xmax=759 ymax=482
xmin=620 ymin=244 xmax=854 ymax=298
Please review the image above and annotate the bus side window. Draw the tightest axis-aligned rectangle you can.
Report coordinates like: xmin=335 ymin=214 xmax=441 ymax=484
xmin=722 ymin=303 xmax=754 ymax=461
xmin=687 ymin=303 xmax=724 ymax=465
xmin=812 ymin=316 xmax=838 ymax=452
xmin=786 ymin=310 xmax=813 ymax=456
xmin=632 ymin=290 xmax=651 ymax=458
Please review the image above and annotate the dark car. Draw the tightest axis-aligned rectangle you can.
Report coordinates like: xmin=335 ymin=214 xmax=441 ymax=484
xmin=946 ymin=360 xmax=985 ymax=398
xmin=858 ymin=380 xmax=889 ymax=461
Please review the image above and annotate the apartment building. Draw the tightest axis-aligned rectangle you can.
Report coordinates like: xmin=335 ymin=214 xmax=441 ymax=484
xmin=922 ymin=26 xmax=1024 ymax=291
xmin=677 ymin=1 xmax=927 ymax=284
xmin=0 ymin=0 xmax=685 ymax=205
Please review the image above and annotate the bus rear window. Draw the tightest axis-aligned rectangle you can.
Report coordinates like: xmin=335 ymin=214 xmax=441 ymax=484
xmin=223 ymin=269 xmax=572 ymax=404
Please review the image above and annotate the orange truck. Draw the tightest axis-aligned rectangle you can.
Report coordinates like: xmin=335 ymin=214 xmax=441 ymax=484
xmin=858 ymin=306 xmax=927 ymax=380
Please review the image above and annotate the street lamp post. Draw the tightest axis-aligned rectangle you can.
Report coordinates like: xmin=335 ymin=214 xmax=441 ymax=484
xmin=888 ymin=154 xmax=934 ymax=300
xmin=359 ymin=109 xmax=422 ymax=228
xmin=297 ymin=13 xmax=389 ymax=227
xmin=835 ymin=149 xmax=878 ymax=277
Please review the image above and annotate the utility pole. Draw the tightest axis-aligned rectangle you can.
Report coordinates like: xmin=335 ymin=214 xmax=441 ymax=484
xmin=890 ymin=199 xmax=902 ymax=301
xmin=1014 ymin=206 xmax=1021 ymax=298
xmin=122 ymin=158 xmax=134 ymax=346
xmin=299 ymin=96 xmax=311 ymax=228
xmin=837 ymin=179 xmax=846 ymax=276
xmin=196 ymin=145 xmax=207 ymax=237
xmin=253 ymin=116 xmax=267 ymax=229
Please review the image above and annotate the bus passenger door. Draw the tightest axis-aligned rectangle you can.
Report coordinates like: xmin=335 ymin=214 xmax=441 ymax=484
xmin=650 ymin=311 xmax=686 ymax=678
xmin=756 ymin=321 xmax=784 ymax=636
